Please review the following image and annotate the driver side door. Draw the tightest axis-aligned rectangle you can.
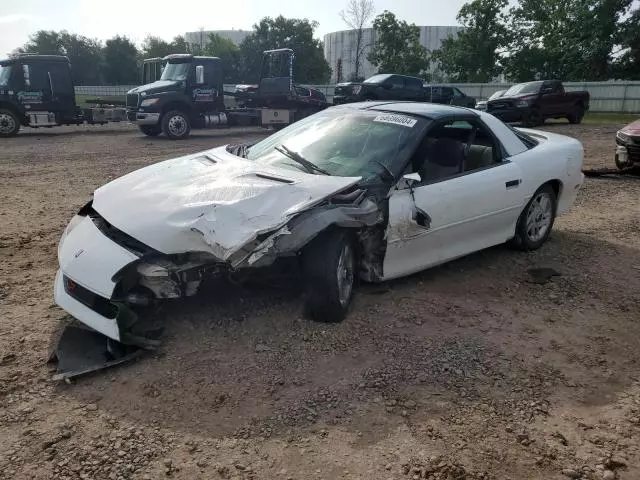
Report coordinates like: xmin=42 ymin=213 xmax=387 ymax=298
xmin=382 ymin=117 xmax=525 ymax=280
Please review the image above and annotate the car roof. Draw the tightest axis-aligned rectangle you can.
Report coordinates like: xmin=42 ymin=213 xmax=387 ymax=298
xmin=1 ymin=54 xmax=70 ymax=65
xmin=330 ymin=101 xmax=479 ymax=120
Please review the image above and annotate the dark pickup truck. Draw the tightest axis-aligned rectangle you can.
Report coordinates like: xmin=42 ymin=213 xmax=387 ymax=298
xmin=486 ymin=80 xmax=589 ymax=127
xmin=333 ymin=73 xmax=476 ymax=107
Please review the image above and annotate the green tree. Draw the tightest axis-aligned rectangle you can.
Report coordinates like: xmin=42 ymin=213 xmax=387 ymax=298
xmin=102 ymin=35 xmax=139 ymax=85
xmin=16 ymin=30 xmax=103 ymax=84
xmin=141 ymin=35 xmax=190 ymax=59
xmin=613 ymin=4 xmax=640 ymax=79
xmin=366 ymin=11 xmax=429 ymax=77
xmin=203 ymin=34 xmax=241 ymax=83
xmin=431 ymin=0 xmax=509 ymax=82
xmin=503 ymin=0 xmax=633 ymax=81
xmin=238 ymin=16 xmax=331 ymax=84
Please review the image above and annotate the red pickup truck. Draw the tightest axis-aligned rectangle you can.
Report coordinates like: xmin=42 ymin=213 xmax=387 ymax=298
xmin=486 ymin=80 xmax=590 ymax=127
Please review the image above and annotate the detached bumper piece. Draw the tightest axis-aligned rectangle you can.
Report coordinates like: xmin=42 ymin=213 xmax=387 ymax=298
xmin=48 ymin=324 xmax=144 ymax=382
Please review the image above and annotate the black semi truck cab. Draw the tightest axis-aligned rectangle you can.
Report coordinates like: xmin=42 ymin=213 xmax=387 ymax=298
xmin=127 ymin=49 xmax=329 ymax=139
xmin=126 ymin=54 xmax=230 ymax=139
xmin=0 ymin=54 xmax=127 ymax=137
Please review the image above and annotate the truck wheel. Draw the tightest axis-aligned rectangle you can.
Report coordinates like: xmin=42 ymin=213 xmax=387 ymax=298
xmin=568 ymin=105 xmax=584 ymax=124
xmin=302 ymin=230 xmax=357 ymax=323
xmin=161 ymin=110 xmax=190 ymax=140
xmin=139 ymin=125 xmax=161 ymax=137
xmin=0 ymin=109 xmax=20 ymax=138
xmin=524 ymin=108 xmax=543 ymax=127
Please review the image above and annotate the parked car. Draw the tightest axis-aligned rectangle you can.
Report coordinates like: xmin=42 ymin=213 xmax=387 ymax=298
xmin=333 ymin=73 xmax=426 ymax=104
xmin=54 ymin=101 xmax=584 ymax=350
xmin=475 ymin=89 xmax=507 ymax=111
xmin=423 ymin=84 xmax=476 ymax=108
xmin=486 ymin=80 xmax=590 ymax=127
xmin=614 ymin=118 xmax=640 ymax=169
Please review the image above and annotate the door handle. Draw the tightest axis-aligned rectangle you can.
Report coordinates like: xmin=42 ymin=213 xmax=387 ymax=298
xmin=505 ymin=179 xmax=521 ymax=188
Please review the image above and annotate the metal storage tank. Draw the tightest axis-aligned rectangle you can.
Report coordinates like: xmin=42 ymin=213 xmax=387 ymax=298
xmin=323 ymin=25 xmax=463 ymax=83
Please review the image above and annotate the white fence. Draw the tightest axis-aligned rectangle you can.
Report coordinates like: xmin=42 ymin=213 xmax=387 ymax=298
xmin=75 ymin=81 xmax=640 ymax=113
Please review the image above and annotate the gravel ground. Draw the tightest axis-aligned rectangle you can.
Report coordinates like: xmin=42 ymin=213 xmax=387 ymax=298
xmin=0 ymin=121 xmax=639 ymax=480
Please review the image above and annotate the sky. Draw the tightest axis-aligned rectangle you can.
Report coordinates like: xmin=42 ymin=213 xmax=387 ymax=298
xmin=0 ymin=0 xmax=473 ymax=57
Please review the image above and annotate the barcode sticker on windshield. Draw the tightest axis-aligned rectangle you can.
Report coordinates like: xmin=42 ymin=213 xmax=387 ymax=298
xmin=373 ymin=114 xmax=417 ymax=128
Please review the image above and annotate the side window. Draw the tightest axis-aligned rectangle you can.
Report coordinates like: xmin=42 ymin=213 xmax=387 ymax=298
xmin=453 ymin=87 xmax=464 ymax=97
xmin=406 ymin=79 xmax=422 ymax=91
xmin=408 ymin=118 xmax=501 ymax=183
xmin=48 ymin=63 xmax=73 ymax=93
xmin=442 ymin=87 xmax=453 ymax=97
xmin=25 ymin=63 xmax=50 ymax=93
xmin=388 ymin=76 xmax=405 ymax=90
xmin=203 ymin=62 xmax=217 ymax=85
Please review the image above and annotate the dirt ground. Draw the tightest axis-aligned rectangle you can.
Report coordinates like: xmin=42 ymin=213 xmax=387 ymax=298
xmin=1 ymin=121 xmax=639 ymax=480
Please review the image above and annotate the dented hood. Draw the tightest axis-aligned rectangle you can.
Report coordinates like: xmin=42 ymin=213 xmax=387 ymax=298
xmin=91 ymin=146 xmax=361 ymax=260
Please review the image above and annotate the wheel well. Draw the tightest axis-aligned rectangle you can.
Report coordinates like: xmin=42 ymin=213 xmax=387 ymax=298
xmin=546 ymin=179 xmax=562 ymax=201
xmin=161 ymin=101 xmax=192 ymax=117
xmin=0 ymin=102 xmax=22 ymax=119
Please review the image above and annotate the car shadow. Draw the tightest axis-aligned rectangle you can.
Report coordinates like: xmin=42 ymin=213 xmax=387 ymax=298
xmin=54 ymin=228 xmax=640 ymax=442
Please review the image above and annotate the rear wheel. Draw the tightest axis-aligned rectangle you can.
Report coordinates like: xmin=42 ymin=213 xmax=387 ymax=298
xmin=302 ymin=230 xmax=357 ymax=323
xmin=567 ymin=104 xmax=585 ymax=124
xmin=0 ymin=109 xmax=20 ymax=138
xmin=161 ymin=110 xmax=191 ymax=140
xmin=139 ymin=125 xmax=161 ymax=137
xmin=509 ymin=184 xmax=557 ymax=251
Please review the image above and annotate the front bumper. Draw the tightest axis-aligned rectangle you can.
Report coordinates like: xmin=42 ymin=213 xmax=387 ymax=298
xmin=55 ymin=216 xmax=139 ymax=342
xmin=487 ymin=108 xmax=529 ymax=123
xmin=332 ymin=95 xmax=357 ymax=105
xmin=134 ymin=112 xmax=160 ymax=125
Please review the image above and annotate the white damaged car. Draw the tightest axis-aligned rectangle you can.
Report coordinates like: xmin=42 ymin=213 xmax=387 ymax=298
xmin=55 ymin=102 xmax=584 ymax=348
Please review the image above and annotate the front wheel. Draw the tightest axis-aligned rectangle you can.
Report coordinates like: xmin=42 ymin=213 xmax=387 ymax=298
xmin=302 ymin=230 xmax=357 ymax=323
xmin=0 ymin=109 xmax=20 ymax=138
xmin=161 ymin=110 xmax=191 ymax=140
xmin=523 ymin=108 xmax=543 ymax=128
xmin=139 ymin=125 xmax=162 ymax=137
xmin=509 ymin=184 xmax=557 ymax=251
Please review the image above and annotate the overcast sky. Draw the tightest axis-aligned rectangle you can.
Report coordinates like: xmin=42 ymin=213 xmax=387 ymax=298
xmin=0 ymin=0 xmax=474 ymax=57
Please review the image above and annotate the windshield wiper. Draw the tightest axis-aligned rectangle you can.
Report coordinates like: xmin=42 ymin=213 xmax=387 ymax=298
xmin=274 ymin=144 xmax=330 ymax=176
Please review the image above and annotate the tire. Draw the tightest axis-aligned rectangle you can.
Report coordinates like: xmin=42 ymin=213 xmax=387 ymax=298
xmin=301 ymin=230 xmax=357 ymax=323
xmin=523 ymin=108 xmax=543 ymax=128
xmin=567 ymin=104 xmax=584 ymax=124
xmin=139 ymin=125 xmax=161 ymax=137
xmin=161 ymin=110 xmax=191 ymax=140
xmin=509 ymin=183 xmax=557 ymax=251
xmin=0 ymin=109 xmax=20 ymax=138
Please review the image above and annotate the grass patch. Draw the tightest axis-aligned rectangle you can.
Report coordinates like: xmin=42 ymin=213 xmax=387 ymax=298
xmin=548 ymin=112 xmax=638 ymax=125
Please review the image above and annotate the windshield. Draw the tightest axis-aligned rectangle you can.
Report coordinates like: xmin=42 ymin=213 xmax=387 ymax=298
xmin=504 ymin=82 xmax=542 ymax=96
xmin=489 ymin=90 xmax=506 ymax=100
xmin=160 ymin=62 xmax=189 ymax=81
xmin=0 ymin=64 xmax=12 ymax=86
xmin=363 ymin=74 xmax=391 ymax=84
xmin=242 ymin=109 xmax=428 ymax=181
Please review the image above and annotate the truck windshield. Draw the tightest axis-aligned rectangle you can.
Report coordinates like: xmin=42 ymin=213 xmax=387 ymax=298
xmin=0 ymin=65 xmax=12 ymax=86
xmin=240 ymin=109 xmax=428 ymax=181
xmin=504 ymin=81 xmax=543 ymax=96
xmin=160 ymin=62 xmax=189 ymax=81
xmin=363 ymin=74 xmax=391 ymax=84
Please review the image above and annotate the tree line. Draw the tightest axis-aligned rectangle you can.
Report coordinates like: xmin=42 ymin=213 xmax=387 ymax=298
xmin=11 ymin=0 xmax=640 ymax=85
xmin=12 ymin=17 xmax=331 ymax=86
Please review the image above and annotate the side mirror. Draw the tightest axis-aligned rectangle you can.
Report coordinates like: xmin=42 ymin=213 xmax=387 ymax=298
xmin=401 ymin=172 xmax=421 ymax=187
xmin=195 ymin=65 xmax=204 ymax=84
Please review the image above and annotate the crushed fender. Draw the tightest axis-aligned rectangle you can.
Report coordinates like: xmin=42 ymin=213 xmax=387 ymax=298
xmin=48 ymin=325 xmax=145 ymax=381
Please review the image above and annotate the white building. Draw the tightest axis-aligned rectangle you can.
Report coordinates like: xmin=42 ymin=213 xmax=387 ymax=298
xmin=323 ymin=25 xmax=463 ymax=83
xmin=184 ymin=29 xmax=253 ymax=51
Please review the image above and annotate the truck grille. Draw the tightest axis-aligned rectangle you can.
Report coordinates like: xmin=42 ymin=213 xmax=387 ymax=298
xmin=627 ymin=144 xmax=640 ymax=162
xmin=334 ymin=85 xmax=352 ymax=95
xmin=126 ymin=93 xmax=139 ymax=109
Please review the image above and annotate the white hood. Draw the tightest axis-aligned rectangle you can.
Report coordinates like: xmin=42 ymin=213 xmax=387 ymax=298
xmin=91 ymin=146 xmax=361 ymax=260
